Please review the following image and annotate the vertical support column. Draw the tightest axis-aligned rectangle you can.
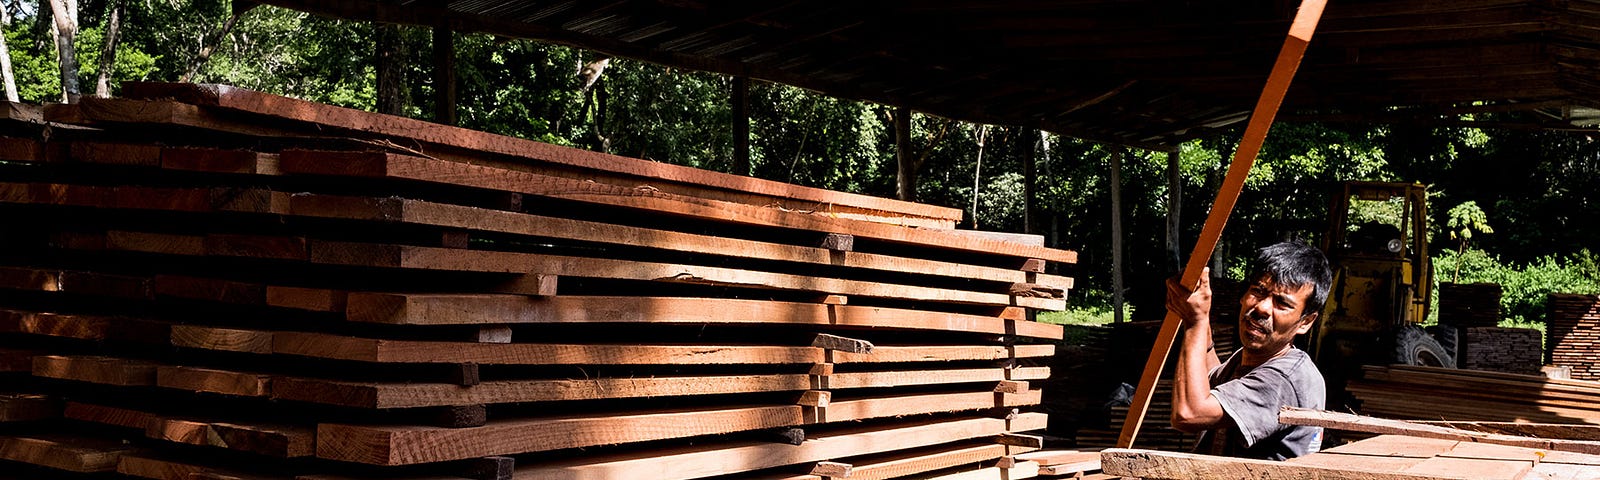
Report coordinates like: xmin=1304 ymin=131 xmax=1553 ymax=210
xmin=433 ymin=22 xmax=458 ymax=126
xmin=1110 ymin=147 xmax=1125 ymax=324
xmin=895 ymin=106 xmax=915 ymax=201
xmin=1166 ymin=149 xmax=1183 ymax=273
xmin=732 ymin=75 xmax=751 ymax=176
xmin=1024 ymin=128 xmax=1040 ymax=234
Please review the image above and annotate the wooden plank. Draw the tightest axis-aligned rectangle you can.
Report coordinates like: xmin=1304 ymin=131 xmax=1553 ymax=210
xmin=67 ymin=402 xmax=315 ymax=458
xmin=1101 ymin=448 xmax=1471 ymax=480
xmin=156 ymin=365 xmax=273 ymax=397
xmin=32 ymin=355 xmax=158 ymax=386
xmin=0 ymin=433 xmax=138 ymax=473
xmin=309 ymin=240 xmax=1063 ymax=310
xmin=271 ymin=149 xmax=1071 ymax=262
xmin=343 ymin=293 xmax=1062 ymax=340
xmin=270 ymin=367 xmax=1050 ymax=409
xmin=0 ymin=348 xmax=41 ymax=372
xmin=810 ymin=461 xmax=851 ymax=477
xmin=265 ymin=286 xmax=348 ymax=313
xmin=813 ymin=333 xmax=874 ymax=354
xmin=750 ymin=443 xmax=1031 ymax=480
xmin=1280 ymin=407 xmax=1600 ymax=455
xmin=1399 ymin=456 xmax=1531 ymax=480
xmin=496 ymin=414 xmax=1045 ymax=479
xmin=1119 ymin=0 xmax=1328 ymax=448
xmin=263 ymin=329 xmax=1050 ymax=365
xmin=161 ymin=147 xmax=280 ymax=175
xmin=70 ymin=141 xmax=162 ymax=167
xmin=116 ymin=83 xmax=965 ymax=223
xmin=318 ymin=389 xmax=1041 ymax=465
xmin=919 ymin=461 xmax=1039 ymax=480
xmin=289 ymin=193 xmax=1069 ymax=286
xmin=0 ymin=137 xmax=44 ymax=162
xmin=0 ymin=393 xmax=60 ymax=422
xmin=170 ymin=325 xmax=274 ymax=354
xmin=153 ymin=275 xmax=265 ymax=305
xmin=117 ymin=454 xmax=290 ymax=480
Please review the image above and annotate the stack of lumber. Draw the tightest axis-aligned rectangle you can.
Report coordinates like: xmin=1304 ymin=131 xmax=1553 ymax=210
xmin=1350 ymin=365 xmax=1600 ymax=424
xmin=1438 ymin=282 xmax=1502 ymax=328
xmin=0 ymin=83 xmax=1076 ymax=479
xmin=1548 ymin=293 xmax=1600 ymax=380
xmin=1460 ymin=327 xmax=1542 ymax=375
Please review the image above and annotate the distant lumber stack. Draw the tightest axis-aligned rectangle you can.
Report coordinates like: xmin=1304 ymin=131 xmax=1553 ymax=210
xmin=1549 ymin=293 xmax=1600 ymax=380
xmin=0 ymin=83 xmax=1075 ymax=479
xmin=1350 ymin=365 xmax=1600 ymax=424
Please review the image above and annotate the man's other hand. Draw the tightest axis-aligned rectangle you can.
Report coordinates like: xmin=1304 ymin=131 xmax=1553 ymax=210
xmin=1166 ymin=266 xmax=1212 ymax=327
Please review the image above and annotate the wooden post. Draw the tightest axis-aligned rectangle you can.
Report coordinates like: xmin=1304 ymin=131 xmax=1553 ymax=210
xmin=1117 ymin=0 xmax=1327 ymax=448
xmin=433 ymin=23 xmax=457 ymax=126
xmin=1024 ymin=128 xmax=1040 ymax=234
xmin=1110 ymin=147 xmax=1125 ymax=324
xmin=895 ymin=106 xmax=914 ymax=201
xmin=1166 ymin=149 xmax=1182 ymax=273
xmin=732 ymin=75 xmax=751 ymax=176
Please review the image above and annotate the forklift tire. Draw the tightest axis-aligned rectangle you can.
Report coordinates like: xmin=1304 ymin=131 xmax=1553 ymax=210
xmin=1394 ymin=325 xmax=1455 ymax=368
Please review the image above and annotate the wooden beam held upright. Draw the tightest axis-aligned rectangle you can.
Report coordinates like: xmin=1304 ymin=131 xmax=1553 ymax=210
xmin=1117 ymin=0 xmax=1328 ymax=448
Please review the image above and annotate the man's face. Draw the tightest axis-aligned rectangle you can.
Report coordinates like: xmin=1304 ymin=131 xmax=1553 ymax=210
xmin=1237 ymin=274 xmax=1318 ymax=359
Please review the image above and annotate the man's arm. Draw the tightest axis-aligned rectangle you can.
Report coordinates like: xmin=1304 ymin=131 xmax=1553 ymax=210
xmin=1168 ymin=268 xmax=1228 ymax=433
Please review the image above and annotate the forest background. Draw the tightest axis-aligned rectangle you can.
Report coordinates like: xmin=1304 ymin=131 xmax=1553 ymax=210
xmin=8 ymin=0 xmax=1599 ymax=329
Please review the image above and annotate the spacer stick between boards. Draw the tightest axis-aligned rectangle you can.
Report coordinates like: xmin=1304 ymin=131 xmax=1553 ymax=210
xmin=1115 ymin=0 xmax=1328 ymax=449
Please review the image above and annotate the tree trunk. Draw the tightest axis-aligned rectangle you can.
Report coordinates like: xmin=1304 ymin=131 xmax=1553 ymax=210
xmin=94 ymin=0 xmax=122 ymax=97
xmin=47 ymin=0 xmax=80 ymax=103
xmin=731 ymin=76 xmax=750 ymax=176
xmin=374 ymin=23 xmax=406 ymax=115
xmin=181 ymin=10 xmax=245 ymax=83
xmin=1166 ymin=149 xmax=1183 ymax=273
xmin=1111 ymin=147 xmax=1125 ymax=323
xmin=969 ymin=125 xmax=988 ymax=230
xmin=894 ymin=106 xmax=915 ymax=201
xmin=0 ymin=4 xmax=19 ymax=102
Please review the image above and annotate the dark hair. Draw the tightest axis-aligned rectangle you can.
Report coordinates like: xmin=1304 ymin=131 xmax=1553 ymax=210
xmin=1248 ymin=240 xmax=1333 ymax=316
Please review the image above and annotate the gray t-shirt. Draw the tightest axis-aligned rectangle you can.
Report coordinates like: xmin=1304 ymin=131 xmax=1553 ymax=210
xmin=1193 ymin=347 xmax=1325 ymax=460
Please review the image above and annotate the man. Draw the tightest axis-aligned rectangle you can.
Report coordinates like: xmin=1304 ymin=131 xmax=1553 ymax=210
xmin=1166 ymin=240 xmax=1332 ymax=460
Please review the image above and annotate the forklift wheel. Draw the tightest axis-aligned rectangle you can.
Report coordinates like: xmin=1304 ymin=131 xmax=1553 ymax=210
xmin=1394 ymin=324 xmax=1455 ymax=368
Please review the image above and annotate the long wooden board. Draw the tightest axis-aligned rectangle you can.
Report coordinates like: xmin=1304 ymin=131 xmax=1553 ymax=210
xmin=291 ymin=192 xmax=1066 ymax=285
xmin=317 ymin=389 xmax=1041 ymax=465
xmin=115 ymin=82 xmax=963 ymax=223
xmin=0 ymin=433 xmax=138 ymax=473
xmin=57 ymin=229 xmax=1063 ymax=310
xmin=296 ymin=414 xmax=1045 ymax=480
xmin=744 ymin=443 xmax=1032 ymax=480
xmin=65 ymin=402 xmax=315 ymax=458
xmin=0 ymin=393 xmax=60 ymax=422
xmin=308 ymin=240 xmax=1062 ymax=310
xmin=272 ymin=367 xmax=1051 ymax=408
xmin=273 ymin=148 xmax=1072 ymax=263
xmin=0 ymin=181 xmax=1068 ymax=288
xmin=1101 ymin=448 xmax=1473 ymax=480
xmin=1280 ymin=407 xmax=1600 ymax=455
xmin=32 ymin=355 xmax=158 ymax=386
xmin=346 ymin=293 xmax=1062 ymax=339
xmin=264 ymin=330 xmax=1053 ymax=365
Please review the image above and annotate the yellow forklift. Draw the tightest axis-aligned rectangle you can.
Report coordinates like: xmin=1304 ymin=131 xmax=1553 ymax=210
xmin=1309 ymin=181 xmax=1453 ymax=407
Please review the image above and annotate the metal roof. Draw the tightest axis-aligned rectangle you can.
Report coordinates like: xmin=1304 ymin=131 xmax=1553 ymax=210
xmin=260 ymin=0 xmax=1600 ymax=149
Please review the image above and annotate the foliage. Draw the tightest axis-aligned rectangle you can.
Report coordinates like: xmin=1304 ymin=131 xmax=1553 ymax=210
xmin=1433 ymin=248 xmax=1600 ymax=325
